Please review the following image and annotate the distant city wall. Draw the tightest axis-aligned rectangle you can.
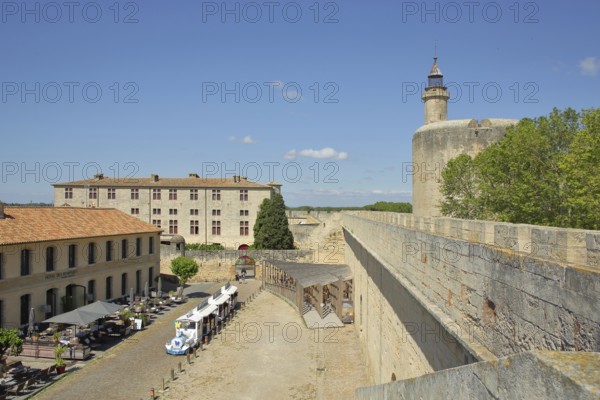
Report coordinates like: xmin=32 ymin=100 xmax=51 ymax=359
xmin=343 ymin=211 xmax=600 ymax=385
xmin=160 ymin=244 xmax=315 ymax=282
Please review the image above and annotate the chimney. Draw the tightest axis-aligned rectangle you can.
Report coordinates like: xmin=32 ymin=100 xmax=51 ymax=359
xmin=233 ymin=175 xmax=240 ymax=183
xmin=188 ymin=173 xmax=199 ymax=178
xmin=151 ymin=174 xmax=159 ymax=182
xmin=0 ymin=202 xmax=4 ymax=219
xmin=94 ymin=173 xmax=104 ymax=180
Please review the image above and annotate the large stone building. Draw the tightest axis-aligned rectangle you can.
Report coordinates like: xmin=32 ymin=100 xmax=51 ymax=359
xmin=53 ymin=174 xmax=282 ymax=248
xmin=412 ymin=58 xmax=518 ymax=216
xmin=0 ymin=204 xmax=161 ymax=330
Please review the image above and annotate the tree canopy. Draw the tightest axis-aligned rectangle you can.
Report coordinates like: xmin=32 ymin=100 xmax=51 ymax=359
xmin=253 ymin=193 xmax=295 ymax=249
xmin=439 ymin=107 xmax=600 ymax=230
xmin=170 ymin=256 xmax=199 ymax=286
xmin=0 ymin=328 xmax=23 ymax=357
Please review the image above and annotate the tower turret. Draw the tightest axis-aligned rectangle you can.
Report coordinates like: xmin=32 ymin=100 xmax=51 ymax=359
xmin=422 ymin=57 xmax=450 ymax=124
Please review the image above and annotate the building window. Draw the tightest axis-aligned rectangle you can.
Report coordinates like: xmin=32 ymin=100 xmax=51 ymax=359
xmin=20 ymin=294 xmax=30 ymax=327
xmin=64 ymin=188 xmax=73 ymax=199
xmin=121 ymin=239 xmax=128 ymax=259
xmin=212 ymin=221 xmax=221 ymax=235
xmin=190 ymin=220 xmax=199 ymax=235
xmin=106 ymin=276 xmax=113 ymax=299
xmin=148 ymin=267 xmax=154 ymax=287
xmin=131 ymin=188 xmax=139 ymax=200
xmin=169 ymin=209 xmax=177 ymax=216
xmin=106 ymin=241 xmax=113 ymax=262
xmin=46 ymin=246 xmax=55 ymax=272
xmin=0 ymin=300 xmax=3 ymax=327
xmin=131 ymin=208 xmax=140 ymax=215
xmin=190 ymin=209 xmax=199 ymax=216
xmin=152 ymin=208 xmax=161 ymax=215
xmin=212 ymin=189 xmax=221 ymax=201
xmin=240 ymin=209 xmax=249 ymax=216
xmin=149 ymin=237 xmax=154 ymax=255
xmin=240 ymin=189 xmax=248 ymax=201
xmin=136 ymin=270 xmax=142 ymax=294
xmin=240 ymin=221 xmax=249 ymax=236
xmin=169 ymin=189 xmax=177 ymax=200
xmin=169 ymin=220 xmax=178 ymax=234
xmin=89 ymin=187 xmax=98 ymax=200
xmin=212 ymin=209 xmax=221 ymax=216
xmin=152 ymin=189 xmax=161 ymax=200
xmin=0 ymin=252 xmax=3 ymax=280
xmin=88 ymin=280 xmax=96 ymax=302
xmin=121 ymin=273 xmax=128 ymax=296
xmin=21 ymin=249 xmax=30 ymax=276
xmin=88 ymin=243 xmax=96 ymax=264
xmin=68 ymin=244 xmax=76 ymax=268
xmin=152 ymin=220 xmax=161 ymax=228
xmin=107 ymin=188 xmax=116 ymax=200
xmin=190 ymin=189 xmax=198 ymax=200
xmin=136 ymin=238 xmax=142 ymax=256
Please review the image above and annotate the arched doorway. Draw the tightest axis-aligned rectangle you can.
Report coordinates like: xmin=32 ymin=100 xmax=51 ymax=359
xmin=64 ymin=284 xmax=86 ymax=311
xmin=45 ymin=288 xmax=57 ymax=319
xmin=238 ymin=244 xmax=249 ymax=251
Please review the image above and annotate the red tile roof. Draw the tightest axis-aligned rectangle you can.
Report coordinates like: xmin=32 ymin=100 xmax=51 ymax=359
xmin=53 ymin=176 xmax=273 ymax=189
xmin=0 ymin=207 xmax=162 ymax=246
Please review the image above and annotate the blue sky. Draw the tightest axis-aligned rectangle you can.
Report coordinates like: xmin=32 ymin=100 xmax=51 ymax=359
xmin=1 ymin=0 xmax=598 ymax=207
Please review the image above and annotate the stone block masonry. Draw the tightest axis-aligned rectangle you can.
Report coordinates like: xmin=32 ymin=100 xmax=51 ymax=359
xmin=343 ymin=211 xmax=600 ymax=386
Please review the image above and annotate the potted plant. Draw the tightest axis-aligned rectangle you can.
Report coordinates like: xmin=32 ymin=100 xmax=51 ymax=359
xmin=54 ymin=344 xmax=67 ymax=374
xmin=52 ymin=332 xmax=61 ymax=344
xmin=31 ymin=332 xmax=40 ymax=343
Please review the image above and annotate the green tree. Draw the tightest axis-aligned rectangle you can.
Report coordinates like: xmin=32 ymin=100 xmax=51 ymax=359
xmin=439 ymin=107 xmax=599 ymax=228
xmin=363 ymin=201 xmax=413 ymax=213
xmin=170 ymin=256 xmax=199 ymax=286
xmin=0 ymin=328 xmax=23 ymax=358
xmin=439 ymin=154 xmax=483 ymax=219
xmin=253 ymin=194 xmax=294 ymax=249
xmin=560 ymin=108 xmax=600 ymax=229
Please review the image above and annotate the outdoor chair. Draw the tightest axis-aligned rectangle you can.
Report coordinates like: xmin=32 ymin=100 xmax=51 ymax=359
xmin=25 ymin=377 xmax=38 ymax=392
xmin=37 ymin=368 xmax=49 ymax=383
xmin=48 ymin=365 xmax=57 ymax=376
xmin=6 ymin=381 xmax=26 ymax=396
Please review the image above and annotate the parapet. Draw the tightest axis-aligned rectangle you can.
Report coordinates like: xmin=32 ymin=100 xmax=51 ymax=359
xmin=356 ymin=351 xmax=600 ymax=400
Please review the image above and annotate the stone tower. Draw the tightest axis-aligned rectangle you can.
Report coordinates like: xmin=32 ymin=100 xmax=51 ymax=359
xmin=412 ymin=58 xmax=518 ymax=217
xmin=422 ymin=57 xmax=450 ymax=125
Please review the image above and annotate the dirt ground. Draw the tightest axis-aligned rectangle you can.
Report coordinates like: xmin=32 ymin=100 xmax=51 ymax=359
xmin=163 ymin=291 xmax=371 ymax=400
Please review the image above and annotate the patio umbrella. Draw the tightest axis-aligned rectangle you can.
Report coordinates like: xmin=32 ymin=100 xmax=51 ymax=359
xmin=130 ymin=287 xmax=134 ymax=307
xmin=43 ymin=309 xmax=103 ymax=326
xmin=157 ymin=276 xmax=163 ymax=298
xmin=144 ymin=281 xmax=149 ymax=300
xmin=27 ymin=308 xmax=35 ymax=337
xmin=79 ymin=300 xmax=124 ymax=316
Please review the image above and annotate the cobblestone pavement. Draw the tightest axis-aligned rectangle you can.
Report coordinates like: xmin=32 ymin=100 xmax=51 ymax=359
xmin=163 ymin=290 xmax=371 ymax=400
xmin=32 ymin=281 xmax=256 ymax=400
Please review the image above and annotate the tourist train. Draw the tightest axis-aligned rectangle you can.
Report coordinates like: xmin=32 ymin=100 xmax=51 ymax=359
xmin=165 ymin=282 xmax=238 ymax=355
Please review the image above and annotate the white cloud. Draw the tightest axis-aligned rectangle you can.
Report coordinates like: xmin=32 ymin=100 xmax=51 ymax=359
xmin=579 ymin=57 xmax=600 ymax=76
xmin=241 ymin=135 xmax=255 ymax=144
xmin=284 ymin=147 xmax=348 ymax=160
xmin=228 ymin=135 xmax=256 ymax=144
xmin=283 ymin=149 xmax=297 ymax=160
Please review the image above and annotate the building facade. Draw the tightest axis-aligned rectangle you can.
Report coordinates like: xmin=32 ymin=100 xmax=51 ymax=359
xmin=53 ymin=174 xmax=281 ymax=248
xmin=412 ymin=58 xmax=518 ymax=217
xmin=0 ymin=204 xmax=161 ymax=330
